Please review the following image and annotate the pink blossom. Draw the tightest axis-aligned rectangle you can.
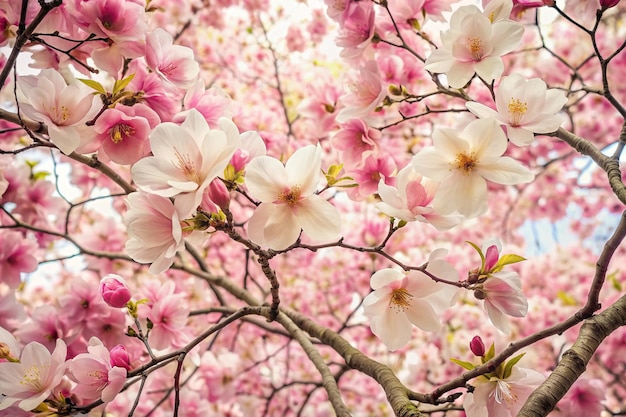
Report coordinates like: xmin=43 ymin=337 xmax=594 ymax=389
xmin=0 ymin=232 xmax=38 ymax=289
xmin=148 ymin=293 xmax=190 ymax=350
xmin=109 ymin=345 xmax=132 ymax=371
xmin=124 ymin=191 xmax=187 ymax=274
xmin=100 ymin=274 xmax=132 ymax=308
xmin=0 ymin=339 xmax=67 ymax=411
xmin=362 ymin=249 xmax=459 ymax=351
xmin=331 ymin=119 xmax=381 ymax=168
xmin=554 ymin=378 xmax=605 ymax=417
xmin=68 ymin=0 xmax=148 ymax=42
xmin=464 ymin=366 xmax=544 ymax=417
xmin=176 ymin=81 xmax=233 ymax=128
xmin=69 ymin=337 xmax=127 ymax=403
xmin=16 ymin=69 xmax=99 ymax=154
xmin=146 ymin=28 xmax=200 ymax=89
xmin=480 ymin=272 xmax=528 ymax=333
xmin=336 ymin=61 xmax=386 ymax=123
xmin=346 ymin=154 xmax=396 ymax=201
xmin=127 ymin=61 xmax=181 ymax=121
xmin=94 ymin=104 xmax=160 ymax=165
xmin=335 ymin=2 xmax=375 ymax=59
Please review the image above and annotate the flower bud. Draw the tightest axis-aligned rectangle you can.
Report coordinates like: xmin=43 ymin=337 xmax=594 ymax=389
xmin=0 ymin=342 xmax=11 ymax=360
xmin=208 ymin=178 xmax=230 ymax=210
xmin=109 ymin=344 xmax=132 ymax=371
xmin=100 ymin=274 xmax=132 ymax=308
xmin=470 ymin=336 xmax=485 ymax=357
xmin=600 ymin=0 xmax=619 ymax=8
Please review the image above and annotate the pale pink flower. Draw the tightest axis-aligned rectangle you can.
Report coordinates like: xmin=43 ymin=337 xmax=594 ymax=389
xmin=466 ymin=73 xmax=567 ymax=146
xmin=176 ymin=81 xmax=233 ymax=128
xmin=147 ymin=293 xmax=190 ymax=350
xmin=336 ymin=61 xmax=386 ymax=123
xmin=94 ymin=104 xmax=160 ymax=165
xmin=16 ymin=69 xmax=99 ymax=154
xmin=331 ymin=119 xmax=381 ymax=168
xmin=481 ymin=271 xmax=528 ymax=333
xmin=376 ymin=164 xmax=461 ymax=231
xmin=463 ymin=366 xmax=544 ymax=417
xmin=0 ymin=231 xmax=38 ymax=289
xmin=362 ymin=249 xmax=459 ymax=351
xmin=146 ymin=28 xmax=200 ymax=89
xmin=245 ymin=145 xmax=341 ymax=250
xmin=346 ymin=154 xmax=396 ymax=201
xmin=68 ymin=0 xmax=148 ymax=41
xmin=424 ymin=5 xmax=523 ymax=88
xmin=131 ymin=109 xmax=240 ymax=218
xmin=69 ymin=337 xmax=127 ymax=403
xmin=412 ymin=118 xmax=534 ymax=217
xmin=124 ymin=191 xmax=186 ymax=274
xmin=0 ymin=339 xmax=67 ymax=411
xmin=554 ymin=378 xmax=605 ymax=417
xmin=335 ymin=2 xmax=375 ymax=59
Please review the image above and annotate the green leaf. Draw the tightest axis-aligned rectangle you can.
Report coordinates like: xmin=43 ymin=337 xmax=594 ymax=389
xmin=113 ymin=73 xmax=135 ymax=94
xmin=484 ymin=342 xmax=495 ymax=362
xmin=466 ymin=240 xmax=485 ymax=272
xmin=492 ymin=254 xmax=526 ymax=272
xmin=502 ymin=353 xmax=526 ymax=379
xmin=450 ymin=358 xmax=476 ymax=371
xmin=78 ymin=78 xmax=107 ymax=95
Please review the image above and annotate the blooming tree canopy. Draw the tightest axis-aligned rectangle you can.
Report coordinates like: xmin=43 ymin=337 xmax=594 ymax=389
xmin=1 ymin=0 xmax=626 ymax=416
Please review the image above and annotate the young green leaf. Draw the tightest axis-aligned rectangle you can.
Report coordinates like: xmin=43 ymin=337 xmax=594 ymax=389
xmin=78 ymin=78 xmax=107 ymax=95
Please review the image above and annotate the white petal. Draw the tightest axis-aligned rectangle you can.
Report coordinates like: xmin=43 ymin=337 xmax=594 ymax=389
xmin=444 ymin=61 xmax=476 ymax=88
xmin=296 ymin=195 xmax=341 ymax=243
xmin=247 ymin=203 xmax=301 ymax=250
xmin=412 ymin=148 xmax=454 ymax=182
xmin=477 ymin=157 xmax=534 ymax=185
xmin=466 ymin=101 xmax=501 ymax=121
xmin=370 ymin=269 xmax=404 ymax=290
xmin=285 ymin=145 xmax=322 ymax=197
xmin=506 ymin=126 xmax=535 ymax=146
xmin=464 ymin=118 xmax=507 ymax=162
xmin=245 ymin=156 xmax=289 ymax=202
xmin=433 ymin=172 xmax=488 ymax=217
xmin=369 ymin=309 xmax=412 ymax=351
xmin=404 ymin=299 xmax=441 ymax=332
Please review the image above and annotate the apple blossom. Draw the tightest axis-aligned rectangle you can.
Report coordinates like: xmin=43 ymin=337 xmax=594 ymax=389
xmin=245 ymin=145 xmax=341 ymax=250
xmin=412 ymin=118 xmax=534 ymax=217
xmin=0 ymin=339 xmax=67 ymax=411
xmin=131 ymin=109 xmax=240 ymax=218
xmin=466 ymin=73 xmax=568 ymax=146
xmin=16 ymin=69 xmax=99 ymax=155
xmin=69 ymin=337 xmax=127 ymax=403
xmin=424 ymin=5 xmax=523 ymax=88
xmin=376 ymin=163 xmax=461 ymax=231
xmin=362 ymin=249 xmax=459 ymax=351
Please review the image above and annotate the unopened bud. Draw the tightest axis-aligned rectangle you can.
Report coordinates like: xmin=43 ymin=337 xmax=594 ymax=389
xmin=473 ymin=288 xmax=486 ymax=300
xmin=109 ymin=345 xmax=132 ymax=371
xmin=100 ymin=274 xmax=132 ymax=308
xmin=468 ymin=268 xmax=480 ymax=284
xmin=600 ymin=0 xmax=619 ymax=8
xmin=470 ymin=336 xmax=485 ymax=357
xmin=0 ymin=342 xmax=11 ymax=360
xmin=208 ymin=179 xmax=230 ymax=210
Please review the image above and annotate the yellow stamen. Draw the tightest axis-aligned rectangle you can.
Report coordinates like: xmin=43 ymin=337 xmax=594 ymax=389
xmin=508 ymin=98 xmax=528 ymax=127
xmin=277 ymin=185 xmax=302 ymax=206
xmin=390 ymin=288 xmax=413 ymax=312
xmin=110 ymin=124 xmax=136 ymax=143
xmin=466 ymin=37 xmax=483 ymax=61
xmin=174 ymin=148 xmax=201 ymax=184
xmin=454 ymin=152 xmax=477 ymax=174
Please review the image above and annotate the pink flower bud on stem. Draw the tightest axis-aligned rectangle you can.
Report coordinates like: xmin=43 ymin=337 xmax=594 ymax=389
xmin=470 ymin=336 xmax=486 ymax=357
xmin=100 ymin=274 xmax=132 ymax=308
xmin=109 ymin=345 xmax=132 ymax=371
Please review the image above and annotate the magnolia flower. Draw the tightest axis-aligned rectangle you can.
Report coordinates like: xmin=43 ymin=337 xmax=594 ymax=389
xmin=376 ymin=163 xmax=461 ymax=231
xmin=336 ymin=61 xmax=386 ymax=123
xmin=69 ymin=337 xmax=127 ymax=403
xmin=464 ymin=366 xmax=544 ymax=417
xmin=362 ymin=249 xmax=458 ymax=351
xmin=0 ymin=339 xmax=67 ymax=411
xmin=131 ymin=109 xmax=239 ymax=218
xmin=412 ymin=118 xmax=534 ymax=218
xmin=466 ymin=73 xmax=568 ymax=146
xmin=424 ymin=5 xmax=523 ymax=88
xmin=16 ymin=69 xmax=99 ymax=154
xmin=245 ymin=145 xmax=341 ymax=250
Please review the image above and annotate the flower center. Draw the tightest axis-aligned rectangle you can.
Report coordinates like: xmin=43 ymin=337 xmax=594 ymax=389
xmin=508 ymin=98 xmax=528 ymax=127
xmin=454 ymin=152 xmax=477 ymax=174
xmin=174 ymin=148 xmax=201 ymax=184
xmin=390 ymin=288 xmax=413 ymax=312
xmin=49 ymin=105 xmax=70 ymax=125
xmin=276 ymin=185 xmax=303 ymax=206
xmin=466 ymin=37 xmax=484 ymax=61
xmin=494 ymin=380 xmax=518 ymax=405
xmin=110 ymin=123 xmax=135 ymax=143
xmin=21 ymin=364 xmax=48 ymax=390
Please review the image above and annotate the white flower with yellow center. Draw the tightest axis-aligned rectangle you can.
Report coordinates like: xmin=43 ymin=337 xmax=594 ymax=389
xmin=245 ymin=145 xmax=341 ymax=250
xmin=412 ymin=118 xmax=534 ymax=218
xmin=466 ymin=73 xmax=568 ymax=146
xmin=362 ymin=249 xmax=459 ymax=351
xmin=424 ymin=5 xmax=523 ymax=88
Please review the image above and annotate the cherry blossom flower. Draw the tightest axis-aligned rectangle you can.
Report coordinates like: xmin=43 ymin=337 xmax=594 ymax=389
xmin=0 ymin=339 xmax=67 ymax=412
xmin=553 ymin=378 xmax=605 ymax=417
xmin=335 ymin=1 xmax=375 ymax=60
xmin=362 ymin=249 xmax=458 ymax=351
xmin=176 ymin=81 xmax=233 ymax=128
xmin=245 ymin=145 xmax=341 ymax=250
xmin=466 ymin=73 xmax=568 ymax=146
xmin=69 ymin=337 xmax=127 ymax=403
xmin=124 ymin=191 xmax=186 ymax=274
xmin=412 ymin=118 xmax=534 ymax=217
xmin=146 ymin=28 xmax=200 ymax=89
xmin=331 ymin=118 xmax=381 ymax=168
xmin=336 ymin=61 xmax=386 ymax=123
xmin=424 ymin=5 xmax=523 ymax=88
xmin=131 ymin=109 xmax=240 ymax=218
xmin=0 ymin=231 xmax=38 ymax=289
xmin=463 ymin=366 xmax=544 ymax=417
xmin=376 ymin=163 xmax=461 ymax=231
xmin=16 ymin=69 xmax=99 ymax=155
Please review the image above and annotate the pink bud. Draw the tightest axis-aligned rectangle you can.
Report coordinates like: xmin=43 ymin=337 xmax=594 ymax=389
xmin=109 ymin=344 xmax=132 ymax=371
xmin=484 ymin=245 xmax=499 ymax=271
xmin=100 ymin=274 xmax=132 ymax=308
xmin=230 ymin=148 xmax=250 ymax=173
xmin=470 ymin=336 xmax=485 ymax=357
xmin=600 ymin=0 xmax=619 ymax=8
xmin=208 ymin=178 xmax=230 ymax=210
